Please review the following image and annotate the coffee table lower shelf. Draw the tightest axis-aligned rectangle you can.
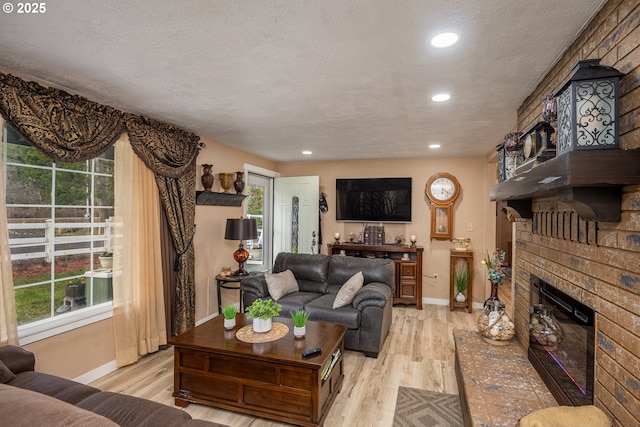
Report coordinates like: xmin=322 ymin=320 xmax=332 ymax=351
xmin=169 ymin=315 xmax=346 ymax=427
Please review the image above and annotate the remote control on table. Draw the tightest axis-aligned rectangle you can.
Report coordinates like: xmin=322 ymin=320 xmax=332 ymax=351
xmin=302 ymin=347 xmax=322 ymax=357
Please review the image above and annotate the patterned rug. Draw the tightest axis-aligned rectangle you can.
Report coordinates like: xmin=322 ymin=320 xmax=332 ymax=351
xmin=393 ymin=387 xmax=464 ymax=427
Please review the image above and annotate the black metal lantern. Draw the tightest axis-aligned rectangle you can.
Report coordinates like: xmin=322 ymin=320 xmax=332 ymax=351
xmin=554 ymin=58 xmax=623 ymax=155
xmin=497 ymin=142 xmax=506 ymax=182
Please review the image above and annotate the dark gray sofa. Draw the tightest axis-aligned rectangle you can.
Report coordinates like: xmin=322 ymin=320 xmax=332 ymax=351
xmin=241 ymin=252 xmax=395 ymax=357
xmin=0 ymin=345 xmax=227 ymax=427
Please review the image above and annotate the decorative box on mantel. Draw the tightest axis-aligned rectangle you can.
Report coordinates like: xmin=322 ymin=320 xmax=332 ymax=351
xmin=196 ymin=191 xmax=246 ymax=207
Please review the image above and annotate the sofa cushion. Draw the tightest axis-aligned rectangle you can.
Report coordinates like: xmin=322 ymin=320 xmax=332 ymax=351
xmin=327 ymin=256 xmax=394 ymax=293
xmin=333 ymin=271 xmax=364 ymax=308
xmin=77 ymin=391 xmax=193 ymax=427
xmin=0 ymin=383 xmax=118 ymax=427
xmin=277 ymin=291 xmax=323 ymax=315
xmin=0 ymin=360 xmax=16 ymax=383
xmin=273 ymin=253 xmax=330 ymax=292
xmin=265 ymin=269 xmax=299 ymax=300
xmin=0 ymin=345 xmax=35 ymax=374
xmin=8 ymin=371 xmax=101 ymax=404
xmin=306 ymin=294 xmax=360 ymax=329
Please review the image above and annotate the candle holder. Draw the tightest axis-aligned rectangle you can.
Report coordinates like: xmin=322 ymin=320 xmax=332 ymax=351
xmin=410 ymin=235 xmax=417 ymax=247
xmin=334 ymin=233 xmax=340 ymax=244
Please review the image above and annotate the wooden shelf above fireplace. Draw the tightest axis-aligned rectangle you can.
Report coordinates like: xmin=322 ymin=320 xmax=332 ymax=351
xmin=490 ymin=149 xmax=640 ymax=222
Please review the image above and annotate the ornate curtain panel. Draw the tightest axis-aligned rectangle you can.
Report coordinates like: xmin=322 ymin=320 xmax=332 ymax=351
xmin=0 ymin=117 xmax=19 ymax=346
xmin=0 ymin=72 xmax=200 ymax=339
xmin=125 ymin=115 xmax=199 ymax=336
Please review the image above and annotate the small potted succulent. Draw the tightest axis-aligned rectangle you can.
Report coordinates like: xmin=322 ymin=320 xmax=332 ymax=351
xmin=291 ymin=309 xmax=310 ymax=337
xmin=454 ymin=264 xmax=470 ymax=302
xmin=245 ymin=298 xmax=281 ymax=333
xmin=221 ymin=304 xmax=237 ymax=329
xmin=98 ymin=251 xmax=113 ymax=269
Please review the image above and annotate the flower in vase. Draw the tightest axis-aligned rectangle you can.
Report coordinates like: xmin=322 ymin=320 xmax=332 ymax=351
xmin=481 ymin=249 xmax=506 ymax=285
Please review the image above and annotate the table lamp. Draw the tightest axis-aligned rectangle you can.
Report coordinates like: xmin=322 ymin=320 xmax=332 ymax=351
xmin=225 ymin=218 xmax=258 ymax=276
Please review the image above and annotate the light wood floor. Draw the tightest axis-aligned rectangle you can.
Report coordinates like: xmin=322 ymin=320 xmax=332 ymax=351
xmin=90 ymin=305 xmax=479 ymax=427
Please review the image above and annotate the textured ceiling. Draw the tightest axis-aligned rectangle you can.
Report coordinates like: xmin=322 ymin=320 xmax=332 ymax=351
xmin=0 ymin=0 xmax=606 ymax=162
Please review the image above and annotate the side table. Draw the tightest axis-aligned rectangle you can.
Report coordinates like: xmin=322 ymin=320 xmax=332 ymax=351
xmin=215 ymin=273 xmax=257 ymax=313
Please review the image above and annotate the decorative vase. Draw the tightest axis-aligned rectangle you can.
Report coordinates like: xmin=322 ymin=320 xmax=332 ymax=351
xmin=252 ymin=317 xmax=272 ymax=333
xmin=201 ymin=164 xmax=214 ymax=191
xmin=293 ymin=325 xmax=306 ymax=338
xmin=484 ymin=281 xmax=501 ymax=306
xmin=219 ymin=173 xmax=234 ymax=193
xmin=529 ymin=304 xmax=563 ymax=348
xmin=456 ymin=292 xmax=466 ymax=303
xmin=224 ymin=317 xmax=236 ymax=330
xmin=478 ymin=300 xmax=515 ymax=345
xmin=234 ymin=171 xmax=245 ymax=194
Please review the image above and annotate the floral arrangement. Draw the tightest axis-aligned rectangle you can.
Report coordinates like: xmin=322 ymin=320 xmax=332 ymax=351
xmin=481 ymin=249 xmax=506 ymax=285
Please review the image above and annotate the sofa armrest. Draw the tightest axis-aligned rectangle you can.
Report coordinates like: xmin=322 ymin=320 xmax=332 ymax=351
xmin=0 ymin=345 xmax=35 ymax=374
xmin=352 ymin=282 xmax=392 ymax=310
xmin=240 ymin=274 xmax=269 ymax=299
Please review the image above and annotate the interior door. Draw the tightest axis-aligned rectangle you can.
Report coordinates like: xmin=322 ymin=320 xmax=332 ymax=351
xmin=273 ymin=176 xmax=319 ymax=256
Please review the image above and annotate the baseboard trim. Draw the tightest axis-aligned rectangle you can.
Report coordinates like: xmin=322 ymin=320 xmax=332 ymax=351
xmin=73 ymin=359 xmax=118 ymax=385
xmin=422 ymin=298 xmax=483 ymax=310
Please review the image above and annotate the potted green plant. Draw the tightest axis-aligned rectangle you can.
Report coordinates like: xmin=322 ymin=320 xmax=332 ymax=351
xmin=98 ymin=251 xmax=113 ymax=270
xmin=221 ymin=303 xmax=237 ymax=329
xmin=454 ymin=263 xmax=470 ymax=302
xmin=245 ymin=298 xmax=281 ymax=333
xmin=291 ymin=309 xmax=310 ymax=337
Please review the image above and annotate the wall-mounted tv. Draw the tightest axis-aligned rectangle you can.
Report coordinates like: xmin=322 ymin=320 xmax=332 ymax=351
xmin=336 ymin=178 xmax=412 ymax=223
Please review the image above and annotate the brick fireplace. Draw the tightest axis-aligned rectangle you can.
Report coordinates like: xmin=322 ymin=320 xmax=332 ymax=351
xmin=512 ymin=197 xmax=640 ymax=426
xmin=507 ymin=2 xmax=640 ymax=426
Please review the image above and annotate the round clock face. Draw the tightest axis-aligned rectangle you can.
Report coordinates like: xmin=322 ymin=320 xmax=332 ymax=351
xmin=426 ymin=172 xmax=460 ymax=204
xmin=523 ymin=134 xmax=534 ymax=159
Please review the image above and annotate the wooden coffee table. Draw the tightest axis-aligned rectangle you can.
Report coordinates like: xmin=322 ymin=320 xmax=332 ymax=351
xmin=168 ymin=313 xmax=347 ymax=427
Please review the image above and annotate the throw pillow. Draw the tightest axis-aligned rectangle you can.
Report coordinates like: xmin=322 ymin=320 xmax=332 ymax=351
xmin=265 ymin=269 xmax=299 ymax=301
xmin=0 ymin=360 xmax=16 ymax=384
xmin=333 ymin=271 xmax=364 ymax=309
xmin=517 ymin=405 xmax=612 ymax=427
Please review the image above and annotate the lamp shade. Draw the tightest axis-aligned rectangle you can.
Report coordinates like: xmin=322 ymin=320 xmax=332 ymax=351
xmin=225 ymin=218 xmax=258 ymax=241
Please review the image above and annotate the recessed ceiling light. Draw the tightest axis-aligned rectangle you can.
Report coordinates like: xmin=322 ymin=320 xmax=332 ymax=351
xmin=429 ymin=144 xmax=441 ymax=149
xmin=302 ymin=150 xmax=312 ymax=155
xmin=431 ymin=93 xmax=451 ymax=102
xmin=430 ymin=32 xmax=459 ymax=48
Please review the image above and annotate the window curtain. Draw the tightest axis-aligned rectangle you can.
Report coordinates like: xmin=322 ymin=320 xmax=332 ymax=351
xmin=0 ymin=117 xmax=19 ymax=346
xmin=113 ymin=136 xmax=167 ymax=367
xmin=0 ymin=72 xmax=201 ymax=341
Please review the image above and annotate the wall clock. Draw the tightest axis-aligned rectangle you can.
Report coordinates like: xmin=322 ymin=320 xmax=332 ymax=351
xmin=425 ymin=173 xmax=460 ymax=240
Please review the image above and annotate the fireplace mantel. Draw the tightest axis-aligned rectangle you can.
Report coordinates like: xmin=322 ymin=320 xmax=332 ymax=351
xmin=490 ymin=149 xmax=640 ymax=222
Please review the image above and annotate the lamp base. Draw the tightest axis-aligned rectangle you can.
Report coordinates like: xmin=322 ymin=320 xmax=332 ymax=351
xmin=232 ymin=245 xmax=250 ymax=277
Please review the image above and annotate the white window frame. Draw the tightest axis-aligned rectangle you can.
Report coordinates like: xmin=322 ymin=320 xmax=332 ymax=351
xmin=2 ymin=121 xmax=115 ymax=345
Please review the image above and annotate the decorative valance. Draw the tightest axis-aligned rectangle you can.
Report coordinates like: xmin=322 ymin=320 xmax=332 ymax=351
xmin=0 ymin=73 xmax=124 ymax=162
xmin=125 ymin=115 xmax=200 ymax=178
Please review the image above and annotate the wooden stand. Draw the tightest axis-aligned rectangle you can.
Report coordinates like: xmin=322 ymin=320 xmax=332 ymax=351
xmin=327 ymin=243 xmax=423 ymax=310
xmin=450 ymin=249 xmax=473 ymax=312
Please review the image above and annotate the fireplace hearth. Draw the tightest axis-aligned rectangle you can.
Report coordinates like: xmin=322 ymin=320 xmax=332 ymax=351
xmin=528 ymin=275 xmax=595 ymax=406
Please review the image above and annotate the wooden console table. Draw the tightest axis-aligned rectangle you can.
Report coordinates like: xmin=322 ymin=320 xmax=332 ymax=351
xmin=327 ymin=243 xmax=423 ymax=309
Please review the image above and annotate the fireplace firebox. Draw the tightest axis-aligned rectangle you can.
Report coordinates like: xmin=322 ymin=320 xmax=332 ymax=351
xmin=529 ymin=275 xmax=595 ymax=406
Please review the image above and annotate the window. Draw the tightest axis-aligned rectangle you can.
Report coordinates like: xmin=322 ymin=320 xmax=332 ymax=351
xmin=2 ymin=122 xmax=115 ymax=339
xmin=245 ymin=167 xmax=276 ymax=272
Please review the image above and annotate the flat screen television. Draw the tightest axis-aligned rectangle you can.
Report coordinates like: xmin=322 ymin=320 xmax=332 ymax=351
xmin=336 ymin=178 xmax=412 ymax=222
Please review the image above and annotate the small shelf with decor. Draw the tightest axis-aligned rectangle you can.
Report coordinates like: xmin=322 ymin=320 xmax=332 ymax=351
xmin=450 ymin=249 xmax=473 ymax=313
xmin=327 ymin=243 xmax=423 ymax=310
xmin=196 ymin=191 xmax=246 ymax=206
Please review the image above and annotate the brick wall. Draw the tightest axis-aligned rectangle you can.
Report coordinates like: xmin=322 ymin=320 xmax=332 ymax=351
xmin=513 ymin=1 xmax=640 ymax=426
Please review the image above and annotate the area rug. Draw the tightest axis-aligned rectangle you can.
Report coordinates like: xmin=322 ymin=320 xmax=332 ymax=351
xmin=393 ymin=387 xmax=464 ymax=427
